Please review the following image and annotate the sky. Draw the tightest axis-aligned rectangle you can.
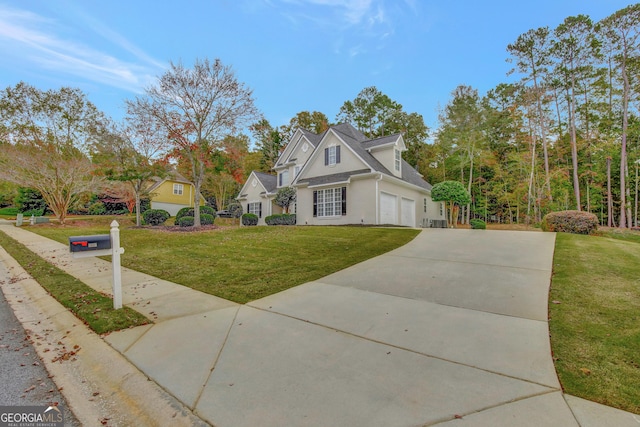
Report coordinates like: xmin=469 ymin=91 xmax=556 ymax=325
xmin=0 ymin=0 xmax=634 ymax=138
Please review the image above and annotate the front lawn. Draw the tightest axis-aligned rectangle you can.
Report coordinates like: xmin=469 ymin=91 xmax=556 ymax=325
xmin=28 ymin=224 xmax=419 ymax=304
xmin=550 ymin=232 xmax=640 ymax=414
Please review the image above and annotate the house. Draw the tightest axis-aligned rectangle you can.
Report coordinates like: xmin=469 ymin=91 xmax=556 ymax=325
xmin=147 ymin=172 xmax=205 ymax=216
xmin=237 ymin=123 xmax=446 ymax=227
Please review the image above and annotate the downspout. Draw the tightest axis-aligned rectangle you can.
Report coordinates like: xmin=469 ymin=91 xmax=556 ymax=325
xmin=375 ymin=173 xmax=383 ymax=225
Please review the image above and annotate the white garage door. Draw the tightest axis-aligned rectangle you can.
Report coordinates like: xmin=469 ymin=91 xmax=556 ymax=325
xmin=401 ymin=198 xmax=415 ymax=227
xmin=380 ymin=192 xmax=397 ymax=225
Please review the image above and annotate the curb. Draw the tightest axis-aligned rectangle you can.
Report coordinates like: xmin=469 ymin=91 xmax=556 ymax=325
xmin=0 ymin=246 xmax=209 ymax=426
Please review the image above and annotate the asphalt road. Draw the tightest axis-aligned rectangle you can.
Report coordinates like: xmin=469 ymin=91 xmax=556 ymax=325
xmin=0 ymin=286 xmax=80 ymax=426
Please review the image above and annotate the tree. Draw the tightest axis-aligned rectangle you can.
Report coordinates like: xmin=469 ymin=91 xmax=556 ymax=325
xmin=431 ymin=181 xmax=471 ymax=228
xmin=127 ymin=59 xmax=259 ymax=227
xmin=275 ymin=186 xmax=296 ymax=214
xmin=0 ymin=83 xmax=105 ymax=224
xmin=92 ymin=116 xmax=166 ymax=226
xmin=336 ymin=86 xmax=402 ymax=137
xmin=337 ymin=87 xmax=429 ymax=167
xmin=251 ymin=119 xmax=285 ymax=172
xmin=507 ymin=27 xmax=553 ymax=201
xmin=436 ymin=85 xmax=485 ymax=224
xmin=281 ymin=111 xmax=330 ymax=139
xmin=599 ymin=4 xmax=640 ymax=228
xmin=551 ymin=15 xmax=597 ymax=211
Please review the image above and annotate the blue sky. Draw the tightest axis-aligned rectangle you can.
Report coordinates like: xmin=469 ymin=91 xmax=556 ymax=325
xmin=0 ymin=0 xmax=633 ymax=137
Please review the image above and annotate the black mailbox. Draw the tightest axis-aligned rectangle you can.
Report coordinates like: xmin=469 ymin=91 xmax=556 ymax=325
xmin=69 ymin=235 xmax=111 ymax=253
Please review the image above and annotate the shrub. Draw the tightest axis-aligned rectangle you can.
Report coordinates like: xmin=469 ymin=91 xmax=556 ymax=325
xmin=541 ymin=210 xmax=598 ymax=235
xmin=470 ymin=219 xmax=486 ymax=229
xmin=0 ymin=207 xmax=19 ymax=215
xmin=176 ymin=216 xmax=194 ymax=227
xmin=176 ymin=206 xmax=216 ymax=221
xmin=242 ymin=213 xmax=258 ymax=226
xmin=142 ymin=209 xmax=170 ymax=226
xmin=228 ymin=202 xmax=243 ymax=219
xmin=200 ymin=213 xmax=215 ymax=225
xmin=88 ymin=201 xmax=106 ymax=215
xmin=265 ymin=214 xmax=296 ymax=226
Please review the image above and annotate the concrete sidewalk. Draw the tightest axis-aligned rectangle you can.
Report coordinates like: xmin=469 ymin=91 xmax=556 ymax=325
xmin=1 ymin=221 xmax=639 ymax=426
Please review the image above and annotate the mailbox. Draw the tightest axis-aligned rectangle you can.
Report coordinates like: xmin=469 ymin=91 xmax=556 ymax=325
xmin=69 ymin=235 xmax=112 ymax=252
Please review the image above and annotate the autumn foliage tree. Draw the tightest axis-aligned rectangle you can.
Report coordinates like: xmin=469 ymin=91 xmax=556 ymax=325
xmin=127 ymin=59 xmax=259 ymax=227
xmin=0 ymin=83 xmax=104 ymax=224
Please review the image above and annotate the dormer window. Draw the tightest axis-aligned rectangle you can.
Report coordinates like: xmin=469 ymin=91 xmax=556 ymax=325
xmin=279 ymin=170 xmax=289 ymax=187
xmin=325 ymin=145 xmax=341 ymax=166
xmin=394 ymin=149 xmax=401 ymax=171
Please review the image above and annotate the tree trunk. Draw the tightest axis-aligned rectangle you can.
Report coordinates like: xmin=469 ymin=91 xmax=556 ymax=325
xmin=569 ymin=92 xmax=581 ymax=210
xmin=607 ymin=156 xmax=613 ymax=228
xmin=620 ymin=59 xmax=630 ymax=228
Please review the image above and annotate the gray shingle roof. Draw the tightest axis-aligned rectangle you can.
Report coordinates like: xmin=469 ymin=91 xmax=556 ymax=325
xmin=296 ymin=169 xmax=371 ymax=187
xmin=254 ymin=172 xmax=277 ymax=193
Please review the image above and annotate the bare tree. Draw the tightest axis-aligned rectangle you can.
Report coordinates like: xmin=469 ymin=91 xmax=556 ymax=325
xmin=127 ymin=59 xmax=259 ymax=227
xmin=0 ymin=83 xmax=104 ymax=224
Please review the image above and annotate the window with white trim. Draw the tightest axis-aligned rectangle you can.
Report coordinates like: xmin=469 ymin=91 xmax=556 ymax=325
xmin=248 ymin=202 xmax=262 ymax=218
xmin=324 ymin=145 xmax=341 ymax=166
xmin=279 ymin=170 xmax=289 ymax=187
xmin=440 ymin=202 xmax=444 ymax=216
xmin=424 ymin=198 xmax=428 ymax=213
xmin=173 ymin=183 xmax=183 ymax=195
xmin=313 ymin=187 xmax=346 ymax=217
xmin=294 ymin=165 xmax=301 ymax=177
xmin=395 ymin=149 xmax=401 ymax=171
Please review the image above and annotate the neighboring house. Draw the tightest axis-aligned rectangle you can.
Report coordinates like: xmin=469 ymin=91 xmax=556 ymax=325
xmin=147 ymin=172 xmax=205 ymax=216
xmin=237 ymin=123 xmax=446 ymax=227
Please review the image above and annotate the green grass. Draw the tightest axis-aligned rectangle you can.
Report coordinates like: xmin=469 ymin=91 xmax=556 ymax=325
xmin=28 ymin=224 xmax=419 ymax=304
xmin=0 ymin=231 xmax=150 ymax=334
xmin=550 ymin=232 xmax=640 ymax=414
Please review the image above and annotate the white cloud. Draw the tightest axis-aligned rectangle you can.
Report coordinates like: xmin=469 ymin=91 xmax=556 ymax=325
xmin=0 ymin=5 xmax=162 ymax=93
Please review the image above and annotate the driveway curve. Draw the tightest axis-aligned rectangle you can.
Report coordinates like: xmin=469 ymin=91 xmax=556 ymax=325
xmin=194 ymin=228 xmax=572 ymax=426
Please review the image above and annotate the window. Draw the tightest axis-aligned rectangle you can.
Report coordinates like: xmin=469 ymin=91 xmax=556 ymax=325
xmin=440 ymin=202 xmax=444 ymax=216
xmin=248 ymin=202 xmax=262 ymax=218
xmin=279 ymin=170 xmax=289 ymax=187
xmin=313 ymin=187 xmax=346 ymax=217
xmin=395 ymin=149 xmax=401 ymax=171
xmin=294 ymin=165 xmax=301 ymax=177
xmin=173 ymin=183 xmax=183 ymax=195
xmin=324 ymin=146 xmax=341 ymax=166
xmin=423 ymin=198 xmax=428 ymax=213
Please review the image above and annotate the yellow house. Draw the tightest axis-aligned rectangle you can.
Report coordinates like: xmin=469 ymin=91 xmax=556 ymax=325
xmin=147 ymin=172 xmax=205 ymax=216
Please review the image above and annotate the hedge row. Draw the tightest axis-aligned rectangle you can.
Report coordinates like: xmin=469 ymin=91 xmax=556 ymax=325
xmin=265 ymin=214 xmax=296 ymax=226
xmin=175 ymin=206 xmax=216 ymax=221
xmin=176 ymin=213 xmax=215 ymax=227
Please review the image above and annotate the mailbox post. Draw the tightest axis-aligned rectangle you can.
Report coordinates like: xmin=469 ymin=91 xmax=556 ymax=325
xmin=69 ymin=220 xmax=125 ymax=309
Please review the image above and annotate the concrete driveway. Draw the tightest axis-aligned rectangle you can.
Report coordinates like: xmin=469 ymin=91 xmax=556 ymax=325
xmin=4 ymin=222 xmax=639 ymax=426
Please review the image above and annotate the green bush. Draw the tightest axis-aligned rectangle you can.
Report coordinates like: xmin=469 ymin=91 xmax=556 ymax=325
xmin=242 ymin=213 xmax=258 ymax=226
xmin=541 ymin=210 xmax=598 ymax=235
xmin=176 ymin=216 xmax=194 ymax=227
xmin=0 ymin=207 xmax=19 ymax=215
xmin=470 ymin=219 xmax=486 ymax=229
xmin=228 ymin=202 xmax=243 ymax=218
xmin=88 ymin=201 xmax=106 ymax=215
xmin=142 ymin=209 xmax=170 ymax=226
xmin=200 ymin=213 xmax=215 ymax=225
xmin=265 ymin=214 xmax=296 ymax=226
xmin=176 ymin=206 xmax=216 ymax=221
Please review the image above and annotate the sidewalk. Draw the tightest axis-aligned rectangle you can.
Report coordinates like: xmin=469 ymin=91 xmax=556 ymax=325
xmin=1 ymin=220 xmax=639 ymax=426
